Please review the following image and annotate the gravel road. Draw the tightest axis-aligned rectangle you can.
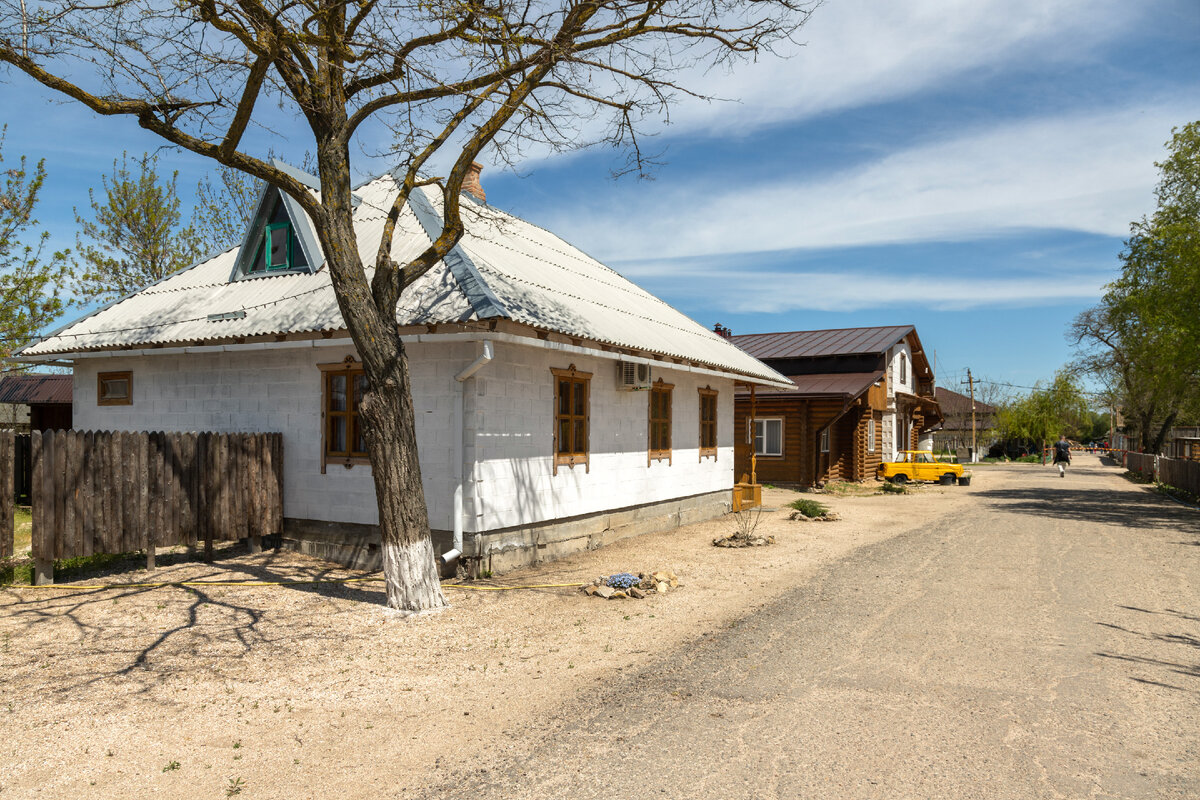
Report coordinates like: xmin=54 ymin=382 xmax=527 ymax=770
xmin=425 ymin=455 xmax=1200 ymax=799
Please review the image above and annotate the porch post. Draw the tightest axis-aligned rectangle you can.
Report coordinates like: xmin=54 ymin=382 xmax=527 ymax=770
xmin=750 ymin=384 xmax=757 ymax=486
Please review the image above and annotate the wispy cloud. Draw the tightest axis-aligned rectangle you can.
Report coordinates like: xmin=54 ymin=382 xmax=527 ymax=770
xmin=540 ymin=101 xmax=1190 ymax=262
xmin=667 ymin=0 xmax=1141 ymax=134
xmin=633 ymin=265 xmax=1108 ymax=312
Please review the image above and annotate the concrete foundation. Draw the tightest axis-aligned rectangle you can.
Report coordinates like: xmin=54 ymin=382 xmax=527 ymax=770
xmin=281 ymin=489 xmax=730 ymax=575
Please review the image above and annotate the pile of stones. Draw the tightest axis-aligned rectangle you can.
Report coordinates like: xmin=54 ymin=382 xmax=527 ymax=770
xmin=787 ymin=510 xmax=842 ymax=522
xmin=712 ymin=530 xmax=775 ymax=548
xmin=581 ymin=570 xmax=679 ymax=600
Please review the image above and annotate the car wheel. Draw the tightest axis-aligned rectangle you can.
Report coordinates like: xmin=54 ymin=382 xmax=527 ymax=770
xmin=892 ymin=474 xmax=908 ymax=484
xmin=942 ymin=472 xmax=958 ymax=484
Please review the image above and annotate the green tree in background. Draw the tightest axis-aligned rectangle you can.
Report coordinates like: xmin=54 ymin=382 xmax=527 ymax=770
xmin=0 ymin=128 xmax=71 ymax=362
xmin=999 ymin=371 xmax=1090 ymax=463
xmin=74 ymin=152 xmax=203 ymax=304
xmin=1070 ymin=121 xmax=1200 ymax=453
xmin=191 ymin=164 xmax=261 ymax=254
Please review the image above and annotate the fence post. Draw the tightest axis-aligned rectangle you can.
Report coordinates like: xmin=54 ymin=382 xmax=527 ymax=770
xmin=0 ymin=431 xmax=12 ymax=561
xmin=30 ymin=431 xmax=52 ymax=585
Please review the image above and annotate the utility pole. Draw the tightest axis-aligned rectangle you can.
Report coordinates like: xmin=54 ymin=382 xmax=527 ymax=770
xmin=963 ymin=369 xmax=977 ymax=463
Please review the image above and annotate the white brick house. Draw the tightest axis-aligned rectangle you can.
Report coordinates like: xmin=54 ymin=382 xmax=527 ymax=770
xmin=20 ymin=165 xmax=790 ymax=572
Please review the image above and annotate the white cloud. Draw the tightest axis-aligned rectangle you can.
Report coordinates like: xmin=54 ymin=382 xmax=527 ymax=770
xmin=667 ymin=0 xmax=1138 ymax=133
xmin=538 ymin=101 xmax=1189 ymax=262
xmin=633 ymin=267 xmax=1107 ymax=312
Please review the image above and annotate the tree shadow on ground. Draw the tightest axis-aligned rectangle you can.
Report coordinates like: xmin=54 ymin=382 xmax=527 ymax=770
xmin=973 ymin=481 xmax=1200 ymax=534
xmin=1095 ymin=606 xmax=1200 ymax=693
xmin=0 ymin=542 xmax=389 ymax=694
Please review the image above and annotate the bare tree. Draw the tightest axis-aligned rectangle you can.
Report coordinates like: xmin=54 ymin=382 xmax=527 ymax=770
xmin=0 ymin=0 xmax=815 ymax=613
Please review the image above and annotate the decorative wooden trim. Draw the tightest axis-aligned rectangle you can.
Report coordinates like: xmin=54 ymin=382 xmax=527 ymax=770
xmin=319 ymin=359 xmax=368 ymax=472
xmin=648 ymin=379 xmax=674 ymax=465
xmin=698 ymin=386 xmax=718 ymax=461
xmin=97 ymin=371 xmax=132 ymax=406
xmin=551 ymin=365 xmax=592 ymax=475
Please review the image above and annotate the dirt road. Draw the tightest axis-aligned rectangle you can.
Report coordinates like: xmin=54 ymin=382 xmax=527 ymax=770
xmin=426 ymin=455 xmax=1200 ymax=799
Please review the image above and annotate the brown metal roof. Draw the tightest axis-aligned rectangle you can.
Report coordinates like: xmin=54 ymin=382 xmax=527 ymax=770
xmin=0 ymin=374 xmax=73 ymax=405
xmin=732 ymin=325 xmax=915 ymax=360
xmin=745 ymin=371 xmax=883 ymax=399
xmin=935 ymin=386 xmax=996 ymax=416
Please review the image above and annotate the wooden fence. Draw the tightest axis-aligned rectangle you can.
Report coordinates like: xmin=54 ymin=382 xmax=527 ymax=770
xmin=1125 ymin=451 xmax=1156 ymax=478
xmin=1 ymin=432 xmax=12 ymax=560
xmin=13 ymin=433 xmax=31 ymax=502
xmin=7 ymin=430 xmax=283 ymax=583
xmin=1119 ymin=450 xmax=1200 ymax=497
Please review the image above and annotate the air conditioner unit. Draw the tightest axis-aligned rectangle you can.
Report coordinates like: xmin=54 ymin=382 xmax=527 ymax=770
xmin=616 ymin=361 xmax=652 ymax=391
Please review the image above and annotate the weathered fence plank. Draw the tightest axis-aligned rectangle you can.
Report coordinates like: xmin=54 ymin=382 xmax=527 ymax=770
xmin=25 ymin=431 xmax=283 ymax=581
xmin=0 ymin=431 xmax=13 ymax=560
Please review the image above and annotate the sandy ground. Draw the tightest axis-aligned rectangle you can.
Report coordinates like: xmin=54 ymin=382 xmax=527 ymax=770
xmin=0 ymin=477 xmax=975 ymax=799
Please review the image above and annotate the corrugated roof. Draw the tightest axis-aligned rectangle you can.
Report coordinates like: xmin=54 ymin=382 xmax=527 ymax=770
xmin=21 ymin=175 xmax=787 ymax=387
xmin=0 ymin=374 xmax=72 ymax=405
xmin=731 ymin=326 xmax=915 ymax=360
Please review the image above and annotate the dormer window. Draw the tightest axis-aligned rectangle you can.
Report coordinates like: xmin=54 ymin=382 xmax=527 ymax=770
xmin=247 ymin=195 xmax=309 ymax=274
xmin=230 ymin=175 xmax=323 ymax=281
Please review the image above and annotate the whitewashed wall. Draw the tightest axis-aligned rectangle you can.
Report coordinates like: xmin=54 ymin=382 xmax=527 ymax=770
xmin=464 ymin=345 xmax=735 ymax=532
xmin=71 ymin=339 xmax=736 ymax=534
xmin=71 ymin=342 xmax=465 ymax=530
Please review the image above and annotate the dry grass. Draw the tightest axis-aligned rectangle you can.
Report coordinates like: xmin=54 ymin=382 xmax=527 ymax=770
xmin=0 ymin=478 xmax=978 ymax=799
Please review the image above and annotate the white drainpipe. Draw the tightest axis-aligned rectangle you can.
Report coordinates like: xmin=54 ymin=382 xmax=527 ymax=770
xmin=441 ymin=341 xmax=494 ymax=570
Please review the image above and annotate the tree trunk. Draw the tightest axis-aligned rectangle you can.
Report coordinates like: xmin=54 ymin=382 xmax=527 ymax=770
xmin=313 ymin=126 xmax=447 ymax=614
xmin=1150 ymin=410 xmax=1178 ymax=456
xmin=358 ymin=355 xmax=448 ymax=614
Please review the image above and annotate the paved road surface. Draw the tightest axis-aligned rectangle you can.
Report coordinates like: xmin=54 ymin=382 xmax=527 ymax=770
xmin=424 ymin=456 xmax=1200 ymax=799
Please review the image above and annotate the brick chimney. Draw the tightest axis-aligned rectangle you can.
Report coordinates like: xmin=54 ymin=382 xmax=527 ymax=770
xmin=462 ymin=162 xmax=486 ymax=203
xmin=713 ymin=323 xmax=732 ymax=339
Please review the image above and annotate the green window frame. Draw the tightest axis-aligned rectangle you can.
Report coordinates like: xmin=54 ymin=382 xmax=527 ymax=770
xmin=265 ymin=221 xmax=292 ymax=271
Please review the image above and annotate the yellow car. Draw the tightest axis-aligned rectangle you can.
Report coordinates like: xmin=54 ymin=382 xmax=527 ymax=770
xmin=877 ymin=450 xmax=966 ymax=484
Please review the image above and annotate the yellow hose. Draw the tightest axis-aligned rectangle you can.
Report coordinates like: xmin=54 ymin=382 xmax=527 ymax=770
xmin=1 ymin=577 xmax=584 ymax=592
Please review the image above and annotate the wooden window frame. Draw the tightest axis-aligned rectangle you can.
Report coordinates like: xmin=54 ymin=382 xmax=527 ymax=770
xmin=319 ymin=357 xmax=369 ymax=472
xmin=820 ymin=427 xmax=830 ymax=453
xmin=552 ymin=365 xmax=591 ymax=475
xmin=698 ymin=387 xmax=718 ymax=461
xmin=97 ymin=371 xmax=132 ymax=406
xmin=648 ymin=379 xmax=674 ymax=465
xmin=749 ymin=417 xmax=784 ymax=458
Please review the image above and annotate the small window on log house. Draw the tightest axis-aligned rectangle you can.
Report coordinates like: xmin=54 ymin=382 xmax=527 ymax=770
xmin=321 ymin=361 xmax=369 ymax=468
xmin=552 ymin=365 xmax=590 ymax=473
xmin=648 ymin=380 xmax=673 ymax=464
xmin=699 ymin=388 xmax=718 ymax=460
xmin=868 ymin=417 xmax=876 ymax=452
xmin=97 ymin=371 xmax=132 ymax=406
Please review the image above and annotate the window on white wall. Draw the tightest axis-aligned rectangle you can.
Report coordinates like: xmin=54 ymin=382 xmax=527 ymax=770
xmin=751 ymin=418 xmax=783 ymax=457
xmin=900 ymin=353 xmax=908 ymax=386
xmin=868 ymin=417 xmax=876 ymax=452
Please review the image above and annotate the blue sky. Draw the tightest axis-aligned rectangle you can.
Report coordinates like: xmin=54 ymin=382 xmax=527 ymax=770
xmin=2 ymin=0 xmax=1198 ymax=396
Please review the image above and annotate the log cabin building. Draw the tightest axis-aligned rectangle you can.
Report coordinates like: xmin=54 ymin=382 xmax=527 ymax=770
xmin=725 ymin=325 xmax=942 ymax=487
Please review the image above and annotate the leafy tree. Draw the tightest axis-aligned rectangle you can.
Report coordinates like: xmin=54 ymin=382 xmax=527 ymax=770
xmin=1070 ymin=121 xmax=1200 ymax=453
xmin=0 ymin=0 xmax=816 ymax=613
xmin=0 ymin=128 xmax=71 ymax=362
xmin=998 ymin=371 xmax=1090 ymax=462
xmin=74 ymin=152 xmax=204 ymax=304
xmin=191 ymin=165 xmax=261 ymax=254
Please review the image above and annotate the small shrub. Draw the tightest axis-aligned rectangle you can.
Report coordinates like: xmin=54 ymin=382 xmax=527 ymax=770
xmin=226 ymin=777 xmax=246 ymax=797
xmin=163 ymin=761 xmax=181 ymax=772
xmin=788 ymin=498 xmax=829 ymax=518
xmin=881 ymin=481 xmax=908 ymax=494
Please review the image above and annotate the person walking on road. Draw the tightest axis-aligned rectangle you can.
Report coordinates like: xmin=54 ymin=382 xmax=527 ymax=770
xmin=1053 ymin=435 xmax=1072 ymax=478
